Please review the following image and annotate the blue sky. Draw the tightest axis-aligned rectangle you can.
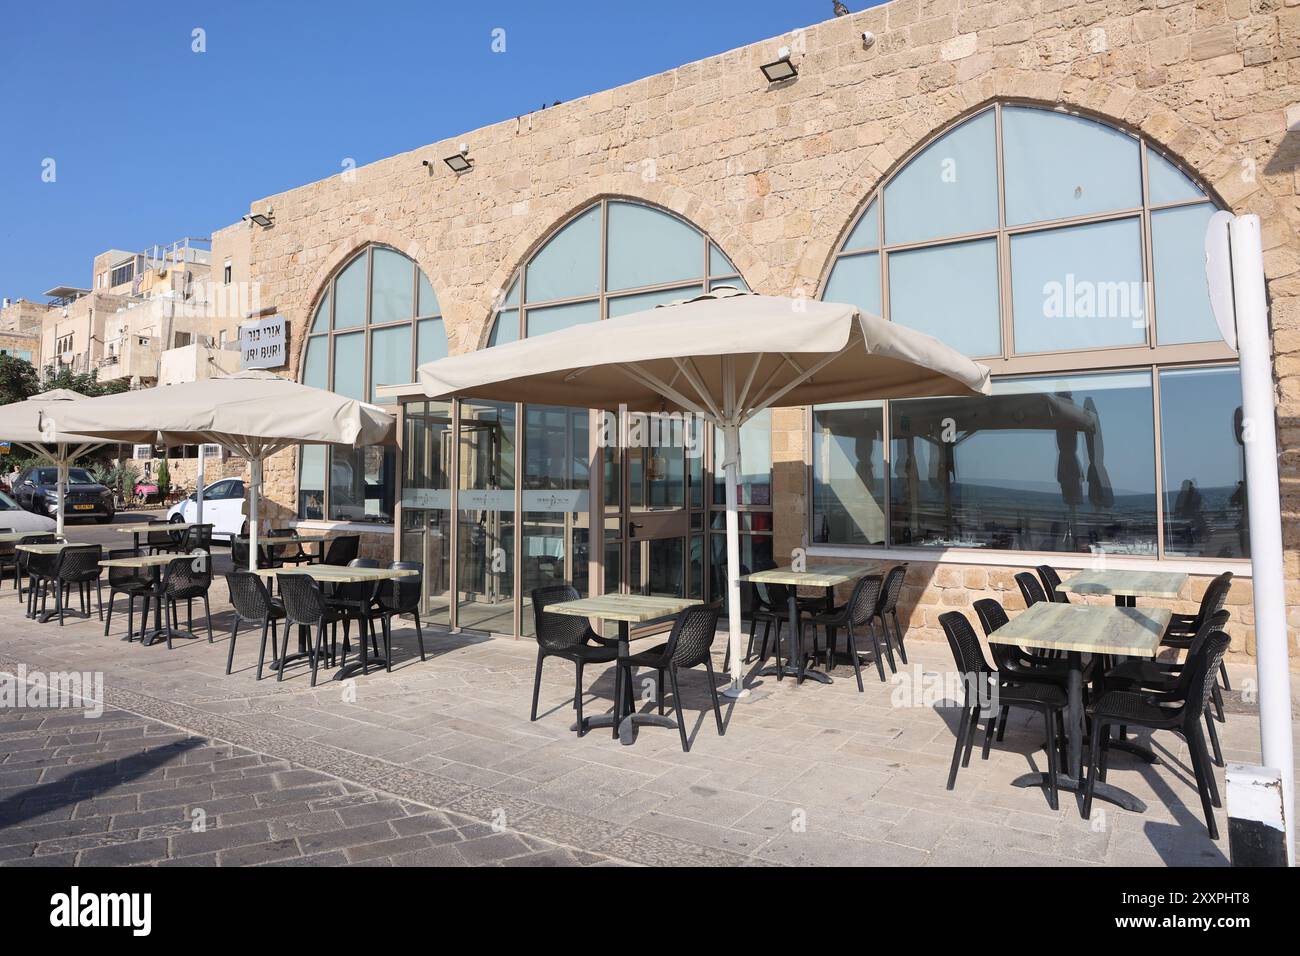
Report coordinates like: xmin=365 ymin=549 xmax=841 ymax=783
xmin=0 ymin=0 xmax=878 ymax=302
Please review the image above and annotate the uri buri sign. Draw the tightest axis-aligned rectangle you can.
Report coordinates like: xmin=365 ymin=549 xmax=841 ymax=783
xmin=239 ymin=315 xmax=286 ymax=370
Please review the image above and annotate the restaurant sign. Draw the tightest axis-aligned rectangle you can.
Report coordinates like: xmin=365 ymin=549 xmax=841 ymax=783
xmin=239 ymin=315 xmax=286 ymax=369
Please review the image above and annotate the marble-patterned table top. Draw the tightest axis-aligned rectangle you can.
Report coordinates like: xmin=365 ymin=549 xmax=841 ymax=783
xmin=1057 ymin=569 xmax=1188 ymax=600
xmin=989 ymin=601 xmax=1171 ymax=657
xmin=546 ymin=593 xmax=701 ymax=624
xmin=737 ymin=563 xmax=882 ymax=588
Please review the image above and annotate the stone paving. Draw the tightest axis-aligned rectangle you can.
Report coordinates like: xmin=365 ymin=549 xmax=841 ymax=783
xmin=1 ymin=557 xmax=1296 ymax=867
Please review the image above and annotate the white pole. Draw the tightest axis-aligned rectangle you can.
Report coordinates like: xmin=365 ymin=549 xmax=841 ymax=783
xmin=56 ymin=456 xmax=68 ymax=538
xmin=722 ymin=424 xmax=746 ymax=698
xmin=1229 ymin=214 xmax=1294 ymax=864
xmin=196 ymin=446 xmax=205 ymax=524
xmin=248 ymin=455 xmax=261 ymax=572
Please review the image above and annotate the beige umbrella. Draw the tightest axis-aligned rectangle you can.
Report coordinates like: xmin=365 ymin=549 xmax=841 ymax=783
xmin=41 ymin=370 xmax=396 ymax=570
xmin=0 ymin=389 xmax=108 ymax=536
xmin=418 ymin=287 xmax=991 ymax=695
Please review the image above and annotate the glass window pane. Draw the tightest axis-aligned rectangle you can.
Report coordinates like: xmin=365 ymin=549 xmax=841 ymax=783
xmin=417 ymin=270 xmax=438 ymax=317
xmin=525 ymin=206 xmax=600 ymax=302
xmin=824 ymin=252 xmax=881 ymax=316
xmin=1147 ymin=149 xmax=1207 ymax=206
xmin=712 ymin=410 xmax=771 ymax=506
xmin=1002 ymin=106 xmax=1141 ymax=225
xmin=310 ymin=291 xmax=330 ymax=333
xmin=1159 ymin=367 xmax=1247 ymax=558
xmin=526 ymin=299 xmax=599 ymax=336
xmin=606 ymin=202 xmax=704 ymax=291
xmin=330 ymin=446 xmax=395 ymax=523
xmin=371 ymin=248 xmax=414 ymax=325
xmin=502 ymin=279 xmax=520 ymax=307
xmin=369 ymin=324 xmax=411 ymax=403
xmin=1010 ymin=218 xmax=1146 ymax=354
xmin=301 ymin=336 xmax=327 ymax=389
xmin=812 ymin=402 xmax=885 ymax=545
xmin=489 ymin=310 xmax=519 ymax=348
xmin=331 ymin=331 xmax=365 ymax=401
xmin=890 ymin=371 xmax=1156 ymax=555
xmin=334 ymin=253 xmax=367 ymax=329
xmin=709 ymin=243 xmax=738 ymax=276
xmin=399 ymin=401 xmax=454 ymax=627
xmin=297 ymin=445 xmax=326 ymax=519
xmin=607 ymin=285 xmax=702 ymax=317
xmin=1152 ymin=203 xmax=1221 ymax=345
xmin=884 ymin=110 xmax=997 ymax=245
xmin=417 ymin=317 xmax=448 ymax=366
xmin=457 ymin=400 xmax=516 ymax=634
xmin=889 ymin=239 xmax=1000 ymax=356
xmin=842 ymin=198 xmax=878 ymax=251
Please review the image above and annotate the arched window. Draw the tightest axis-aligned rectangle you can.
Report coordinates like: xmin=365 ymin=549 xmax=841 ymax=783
xmin=299 ymin=245 xmax=447 ymax=522
xmin=814 ymin=103 xmax=1247 ymax=561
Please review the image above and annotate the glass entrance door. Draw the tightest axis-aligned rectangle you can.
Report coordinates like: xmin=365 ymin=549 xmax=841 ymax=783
xmin=619 ymin=416 xmax=702 ymax=602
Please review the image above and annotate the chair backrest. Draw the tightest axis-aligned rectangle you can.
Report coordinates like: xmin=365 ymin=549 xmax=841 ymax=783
xmin=939 ymin=610 xmax=992 ymax=681
xmin=846 ymin=575 xmax=884 ymax=626
xmin=322 ymin=535 xmax=360 ymax=566
xmin=1015 ymin=571 xmax=1048 ymax=607
xmin=225 ymin=571 xmax=274 ymax=622
xmin=661 ymin=603 xmax=721 ymax=668
xmin=1182 ymin=608 xmax=1232 ymax=671
xmin=183 ymin=524 xmax=214 ymax=552
xmin=57 ymin=544 xmax=102 ymax=581
xmin=1196 ymin=571 xmax=1233 ymax=624
xmin=277 ymin=573 xmax=327 ymax=627
xmin=756 ymin=581 xmax=790 ymax=610
xmin=231 ymin=537 xmax=251 ymax=568
xmin=106 ymin=548 xmax=145 ymax=587
xmin=972 ymin=598 xmax=1009 ymax=636
xmin=336 ymin=557 xmax=379 ymax=603
xmin=1183 ymin=630 xmax=1232 ymax=715
xmin=162 ymin=554 xmax=211 ymax=595
xmin=530 ymin=584 xmax=590 ymax=652
xmin=877 ymin=563 xmax=908 ymax=614
xmin=1036 ymin=565 xmax=1068 ymax=603
xmin=16 ymin=534 xmax=56 ymax=571
xmin=379 ymin=561 xmax=422 ymax=613
xmin=148 ymin=523 xmax=178 ymax=546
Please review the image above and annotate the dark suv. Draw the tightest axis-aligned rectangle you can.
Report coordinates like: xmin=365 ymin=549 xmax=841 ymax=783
xmin=15 ymin=466 xmax=116 ymax=523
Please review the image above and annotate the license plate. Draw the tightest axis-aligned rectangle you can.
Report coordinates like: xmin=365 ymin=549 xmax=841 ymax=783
xmin=73 ymin=504 xmax=95 ymax=511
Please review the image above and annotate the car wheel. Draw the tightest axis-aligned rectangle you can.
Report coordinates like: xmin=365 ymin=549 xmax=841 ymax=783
xmin=169 ymin=512 xmax=185 ymax=525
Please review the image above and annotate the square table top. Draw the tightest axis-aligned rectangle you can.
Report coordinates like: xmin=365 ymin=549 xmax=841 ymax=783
xmin=546 ymin=593 xmax=702 ymax=624
xmin=1057 ymin=569 xmax=1188 ymax=600
xmin=0 ymin=532 xmax=63 ymax=544
xmin=988 ymin=601 xmax=1171 ymax=657
xmin=738 ymin=563 xmax=881 ymax=588
xmin=236 ymin=534 xmax=331 ymax=545
xmin=99 ymin=552 xmax=193 ymax=570
xmin=254 ymin=564 xmax=419 ymax=584
xmin=16 ymin=542 xmax=81 ymax=555
xmin=115 ymin=522 xmax=196 ymax=534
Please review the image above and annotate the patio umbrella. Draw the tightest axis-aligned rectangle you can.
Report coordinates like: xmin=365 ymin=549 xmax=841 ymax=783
xmin=416 ymin=287 xmax=992 ymax=695
xmin=1082 ymin=397 xmax=1113 ymax=508
xmin=40 ymin=370 xmax=396 ymax=570
xmin=0 ymin=389 xmax=107 ymax=537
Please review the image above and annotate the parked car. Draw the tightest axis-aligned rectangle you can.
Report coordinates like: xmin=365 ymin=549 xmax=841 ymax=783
xmin=166 ymin=478 xmax=247 ymax=541
xmin=14 ymin=466 xmax=115 ymax=523
xmin=0 ymin=489 xmax=57 ymax=532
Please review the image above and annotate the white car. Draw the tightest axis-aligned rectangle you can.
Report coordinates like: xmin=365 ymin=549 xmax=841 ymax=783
xmin=166 ymin=478 xmax=247 ymax=541
xmin=0 ymin=489 xmax=57 ymax=533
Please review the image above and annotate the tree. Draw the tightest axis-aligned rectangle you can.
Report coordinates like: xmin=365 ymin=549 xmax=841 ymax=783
xmin=39 ymin=365 xmax=129 ymax=397
xmin=0 ymin=354 xmax=40 ymax=406
xmin=156 ymin=457 xmax=171 ymax=499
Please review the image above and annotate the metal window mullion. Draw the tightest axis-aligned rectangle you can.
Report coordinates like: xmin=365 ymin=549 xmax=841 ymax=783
xmin=1139 ymin=142 xmax=1158 ymax=349
xmin=995 ymin=102 xmax=1014 ymax=361
xmin=512 ymin=401 xmax=523 ymax=638
xmin=1151 ymin=364 xmax=1166 ymax=560
xmin=448 ymin=398 xmax=460 ymax=632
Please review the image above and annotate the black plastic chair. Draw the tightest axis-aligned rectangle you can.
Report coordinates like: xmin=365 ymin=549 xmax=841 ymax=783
xmin=0 ymin=537 xmax=17 ymax=590
xmin=939 ymin=610 xmax=1066 ymax=809
xmin=748 ymin=580 xmax=790 ymax=664
xmin=529 ymin=585 xmax=618 ymax=733
xmin=1161 ymin=571 xmax=1233 ymax=694
xmin=872 ymin=563 xmax=909 ymax=665
xmin=1036 ymin=565 xmax=1069 ymax=603
xmin=181 ymin=523 xmax=213 ymax=553
xmin=973 ymin=598 xmax=1072 ymax=688
xmin=14 ymin=533 xmax=56 ymax=602
xmin=362 ymin=561 xmax=426 ymax=672
xmin=1083 ymin=630 xmax=1232 ymax=839
xmin=277 ymin=573 xmax=347 ymax=686
xmin=1015 ymin=571 xmax=1048 ymax=607
xmin=155 ymin=554 xmax=214 ymax=648
xmin=329 ymin=558 xmax=381 ymax=669
xmin=104 ymin=547 xmax=151 ymax=641
xmin=225 ymin=571 xmax=286 ymax=679
xmin=319 ymin=535 xmax=360 ymax=567
xmin=24 ymin=549 xmax=61 ymax=620
xmin=53 ymin=544 xmax=103 ymax=626
xmin=807 ymin=575 xmax=887 ymax=691
xmin=147 ymin=522 xmax=181 ymax=555
xmin=617 ymin=603 xmax=723 ymax=753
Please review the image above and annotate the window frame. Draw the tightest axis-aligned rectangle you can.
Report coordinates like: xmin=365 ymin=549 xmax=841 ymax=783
xmin=811 ymin=101 xmax=1247 ymax=566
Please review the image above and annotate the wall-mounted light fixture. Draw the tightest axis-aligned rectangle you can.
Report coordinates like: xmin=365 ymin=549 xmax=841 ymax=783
xmin=443 ymin=143 xmax=473 ymax=174
xmin=760 ymin=46 xmax=798 ymax=83
xmin=243 ymin=207 xmax=274 ymax=228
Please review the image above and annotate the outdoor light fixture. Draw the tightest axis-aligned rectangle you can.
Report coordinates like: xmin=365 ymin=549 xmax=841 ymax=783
xmin=443 ymin=143 xmax=473 ymax=174
xmin=760 ymin=46 xmax=798 ymax=83
xmin=243 ymin=208 xmax=274 ymax=228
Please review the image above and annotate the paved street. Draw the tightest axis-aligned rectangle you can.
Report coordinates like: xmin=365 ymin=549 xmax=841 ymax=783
xmin=0 ymin=569 xmax=1294 ymax=867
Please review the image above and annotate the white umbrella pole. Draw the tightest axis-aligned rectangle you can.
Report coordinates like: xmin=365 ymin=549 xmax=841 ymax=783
xmin=249 ymin=455 xmax=261 ymax=572
xmin=196 ymin=448 xmax=205 ymax=524
xmin=56 ymin=456 xmax=68 ymax=538
xmin=721 ymin=423 xmax=748 ymax=699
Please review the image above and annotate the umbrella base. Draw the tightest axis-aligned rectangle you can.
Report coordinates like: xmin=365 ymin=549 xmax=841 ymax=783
xmin=569 ymin=712 xmax=678 ymax=747
xmin=758 ymin=663 xmax=832 ymax=685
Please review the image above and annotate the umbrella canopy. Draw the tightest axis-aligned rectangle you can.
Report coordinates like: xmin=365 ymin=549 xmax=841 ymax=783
xmin=0 ymin=389 xmax=108 ymax=536
xmin=45 ymin=370 xmax=397 ymax=569
xmin=416 ymin=288 xmax=992 ymax=695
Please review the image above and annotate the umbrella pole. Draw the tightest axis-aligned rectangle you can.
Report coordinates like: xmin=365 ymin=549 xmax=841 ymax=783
xmin=721 ymin=424 xmax=748 ymax=699
xmin=249 ymin=455 xmax=261 ymax=572
xmin=56 ymin=456 xmax=68 ymax=539
xmin=196 ymin=447 xmax=205 ymax=524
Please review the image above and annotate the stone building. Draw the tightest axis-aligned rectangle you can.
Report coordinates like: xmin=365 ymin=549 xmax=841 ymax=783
xmin=210 ymin=1 xmax=1295 ymax=658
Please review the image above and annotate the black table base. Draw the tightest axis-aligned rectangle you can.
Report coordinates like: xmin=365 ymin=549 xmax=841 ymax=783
xmin=1010 ymin=771 xmax=1148 ymax=813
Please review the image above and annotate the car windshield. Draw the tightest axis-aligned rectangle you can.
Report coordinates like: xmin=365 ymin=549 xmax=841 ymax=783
xmin=32 ymin=468 xmax=96 ymax=484
xmin=0 ymin=490 xmax=17 ymax=510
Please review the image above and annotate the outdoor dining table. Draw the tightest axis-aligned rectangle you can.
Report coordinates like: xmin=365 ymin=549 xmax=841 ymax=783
xmin=0 ymin=531 xmax=65 ymax=543
xmin=253 ymin=564 xmax=419 ymax=680
xmin=988 ymin=600 xmax=1171 ymax=813
xmin=1056 ymin=569 xmax=1188 ymax=607
xmin=17 ymin=541 xmax=83 ymax=623
xmin=98 ymin=551 xmax=199 ymax=646
xmin=237 ymin=533 xmax=331 ymax=565
xmin=546 ymin=593 xmax=702 ymax=745
xmin=738 ymin=563 xmax=882 ymax=685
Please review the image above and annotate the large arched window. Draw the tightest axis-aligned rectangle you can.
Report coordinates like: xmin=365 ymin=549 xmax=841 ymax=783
xmin=299 ymin=245 xmax=448 ymax=522
xmin=814 ymin=103 xmax=1247 ymax=561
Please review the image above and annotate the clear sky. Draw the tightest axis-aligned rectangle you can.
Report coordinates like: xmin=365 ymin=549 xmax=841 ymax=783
xmin=0 ymin=0 xmax=879 ymax=303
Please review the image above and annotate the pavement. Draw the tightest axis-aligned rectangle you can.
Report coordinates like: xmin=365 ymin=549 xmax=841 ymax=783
xmin=1 ymin=559 xmax=1295 ymax=867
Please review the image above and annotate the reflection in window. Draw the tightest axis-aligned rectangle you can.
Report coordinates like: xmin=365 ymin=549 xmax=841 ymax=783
xmin=400 ymin=401 xmax=454 ymax=626
xmin=890 ymin=372 xmax=1156 ymax=555
xmin=1159 ymin=367 xmax=1247 ymax=559
xmin=712 ymin=410 xmax=772 ymax=507
xmin=812 ymin=402 xmax=885 ymax=546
